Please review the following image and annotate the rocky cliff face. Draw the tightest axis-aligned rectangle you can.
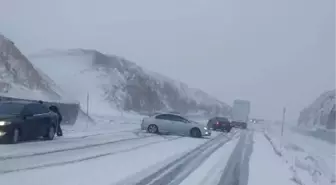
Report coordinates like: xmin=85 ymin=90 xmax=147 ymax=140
xmin=30 ymin=49 xmax=230 ymax=116
xmin=298 ymin=89 xmax=335 ymax=129
xmin=0 ymin=34 xmax=60 ymax=101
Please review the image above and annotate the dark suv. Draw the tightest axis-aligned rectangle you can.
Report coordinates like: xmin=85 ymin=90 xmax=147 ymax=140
xmin=207 ymin=117 xmax=232 ymax=132
xmin=0 ymin=101 xmax=58 ymax=144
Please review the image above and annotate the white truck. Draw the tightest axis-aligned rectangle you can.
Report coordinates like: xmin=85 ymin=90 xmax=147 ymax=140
xmin=231 ymin=99 xmax=251 ymax=129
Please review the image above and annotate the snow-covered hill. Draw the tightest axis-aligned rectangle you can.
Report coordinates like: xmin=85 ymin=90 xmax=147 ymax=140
xmin=0 ymin=34 xmax=62 ymax=101
xmin=29 ymin=49 xmax=230 ymax=116
xmin=298 ymin=89 xmax=336 ymax=129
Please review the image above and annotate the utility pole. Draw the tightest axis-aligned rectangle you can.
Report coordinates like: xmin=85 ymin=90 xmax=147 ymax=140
xmin=280 ymin=107 xmax=286 ymax=149
xmin=320 ymin=109 xmax=324 ymax=126
xmin=86 ymin=93 xmax=89 ymax=116
xmin=281 ymin=107 xmax=286 ymax=137
xmin=86 ymin=93 xmax=89 ymax=129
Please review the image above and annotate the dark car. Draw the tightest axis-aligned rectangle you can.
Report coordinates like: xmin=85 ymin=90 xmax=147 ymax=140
xmin=207 ymin=117 xmax=232 ymax=132
xmin=0 ymin=101 xmax=58 ymax=144
xmin=231 ymin=121 xmax=247 ymax=129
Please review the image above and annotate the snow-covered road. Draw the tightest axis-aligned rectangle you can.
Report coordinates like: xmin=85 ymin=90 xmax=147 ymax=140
xmin=0 ymin=120 xmax=329 ymax=185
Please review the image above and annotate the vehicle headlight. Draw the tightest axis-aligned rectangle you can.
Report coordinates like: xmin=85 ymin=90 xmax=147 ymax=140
xmin=0 ymin=131 xmax=6 ymax=136
xmin=0 ymin=121 xmax=11 ymax=126
xmin=204 ymin=127 xmax=208 ymax=130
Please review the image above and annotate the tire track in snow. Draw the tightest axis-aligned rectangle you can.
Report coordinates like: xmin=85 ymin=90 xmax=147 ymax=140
xmin=67 ymin=128 xmax=141 ymax=139
xmin=0 ymin=136 xmax=183 ymax=175
xmin=218 ymin=130 xmax=254 ymax=185
xmin=0 ymin=131 xmax=153 ymax=161
xmin=134 ymin=131 xmax=238 ymax=185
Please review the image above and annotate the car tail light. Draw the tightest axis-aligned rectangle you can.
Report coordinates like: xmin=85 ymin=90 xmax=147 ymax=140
xmin=216 ymin=121 xmax=219 ymax=125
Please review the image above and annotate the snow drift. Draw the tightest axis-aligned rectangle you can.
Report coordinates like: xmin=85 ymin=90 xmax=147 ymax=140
xmin=29 ymin=49 xmax=230 ymax=117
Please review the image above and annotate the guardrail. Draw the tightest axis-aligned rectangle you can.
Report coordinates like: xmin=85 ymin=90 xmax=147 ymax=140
xmin=0 ymin=96 xmax=79 ymax=125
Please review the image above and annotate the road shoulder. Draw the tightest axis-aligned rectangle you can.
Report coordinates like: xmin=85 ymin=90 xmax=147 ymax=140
xmin=248 ymin=132 xmax=296 ymax=185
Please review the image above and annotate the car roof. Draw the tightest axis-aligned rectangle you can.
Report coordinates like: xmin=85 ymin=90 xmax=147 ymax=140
xmin=168 ymin=111 xmax=181 ymax=114
xmin=211 ymin=116 xmax=228 ymax=120
xmin=0 ymin=100 xmax=33 ymax=105
xmin=155 ymin=113 xmax=184 ymax=117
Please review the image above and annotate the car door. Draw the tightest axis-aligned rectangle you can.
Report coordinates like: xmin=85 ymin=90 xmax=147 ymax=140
xmin=20 ymin=104 xmax=41 ymax=138
xmin=154 ymin=114 xmax=174 ymax=133
xmin=31 ymin=104 xmax=51 ymax=136
xmin=169 ymin=115 xmax=190 ymax=135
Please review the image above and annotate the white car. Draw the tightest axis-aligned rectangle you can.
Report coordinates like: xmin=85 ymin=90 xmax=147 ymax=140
xmin=141 ymin=113 xmax=211 ymax=138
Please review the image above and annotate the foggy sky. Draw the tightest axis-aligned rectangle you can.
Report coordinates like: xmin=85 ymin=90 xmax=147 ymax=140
xmin=0 ymin=0 xmax=335 ymax=122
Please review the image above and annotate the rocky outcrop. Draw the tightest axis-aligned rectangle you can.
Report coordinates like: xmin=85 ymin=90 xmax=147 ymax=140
xmin=0 ymin=34 xmax=80 ymax=125
xmin=298 ymin=90 xmax=335 ymax=129
xmin=30 ymin=49 xmax=230 ymax=116
xmin=0 ymin=34 xmax=60 ymax=101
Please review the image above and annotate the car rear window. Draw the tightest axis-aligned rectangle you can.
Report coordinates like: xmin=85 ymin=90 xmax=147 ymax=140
xmin=217 ymin=117 xmax=229 ymax=122
xmin=0 ymin=103 xmax=24 ymax=115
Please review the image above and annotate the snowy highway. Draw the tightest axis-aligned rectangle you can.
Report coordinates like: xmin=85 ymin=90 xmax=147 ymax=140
xmin=0 ymin=119 xmax=326 ymax=185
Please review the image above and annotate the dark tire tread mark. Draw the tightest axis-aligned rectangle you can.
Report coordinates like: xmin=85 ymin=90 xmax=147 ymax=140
xmin=0 ymin=134 xmax=155 ymax=161
xmin=218 ymin=131 xmax=254 ymax=185
xmin=0 ymin=137 xmax=183 ymax=175
xmin=75 ymin=129 xmax=137 ymax=139
xmin=135 ymin=132 xmax=237 ymax=185
xmin=154 ymin=135 xmax=236 ymax=185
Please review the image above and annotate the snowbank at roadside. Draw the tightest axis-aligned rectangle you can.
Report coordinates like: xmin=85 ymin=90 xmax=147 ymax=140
xmin=249 ymin=132 xmax=295 ymax=185
xmin=64 ymin=111 xmax=143 ymax=134
xmin=264 ymin=122 xmax=335 ymax=185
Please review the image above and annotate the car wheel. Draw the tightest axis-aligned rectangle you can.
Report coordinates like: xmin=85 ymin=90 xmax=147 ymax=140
xmin=44 ymin=126 xmax=55 ymax=140
xmin=147 ymin=124 xmax=158 ymax=134
xmin=190 ymin=128 xmax=201 ymax=138
xmin=225 ymin=127 xmax=232 ymax=132
xmin=10 ymin=128 xmax=20 ymax=144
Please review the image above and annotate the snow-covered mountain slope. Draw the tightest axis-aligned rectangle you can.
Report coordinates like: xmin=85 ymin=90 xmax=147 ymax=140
xmin=298 ymin=89 xmax=336 ymax=129
xmin=29 ymin=49 xmax=230 ymax=116
xmin=0 ymin=34 xmax=62 ymax=101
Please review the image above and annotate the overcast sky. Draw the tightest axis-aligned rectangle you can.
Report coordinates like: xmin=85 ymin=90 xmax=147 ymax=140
xmin=0 ymin=0 xmax=335 ymax=121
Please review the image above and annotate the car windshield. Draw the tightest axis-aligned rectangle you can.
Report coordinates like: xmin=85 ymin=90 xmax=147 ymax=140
xmin=183 ymin=118 xmax=192 ymax=123
xmin=0 ymin=103 xmax=24 ymax=115
xmin=183 ymin=116 xmax=195 ymax=122
xmin=184 ymin=117 xmax=200 ymax=124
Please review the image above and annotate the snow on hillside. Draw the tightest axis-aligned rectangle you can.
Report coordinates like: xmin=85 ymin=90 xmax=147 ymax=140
xmin=29 ymin=49 xmax=230 ymax=116
xmin=298 ymin=90 xmax=336 ymax=129
xmin=143 ymin=69 xmax=225 ymax=107
xmin=29 ymin=49 xmax=127 ymax=116
xmin=0 ymin=34 xmax=63 ymax=101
